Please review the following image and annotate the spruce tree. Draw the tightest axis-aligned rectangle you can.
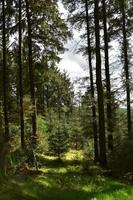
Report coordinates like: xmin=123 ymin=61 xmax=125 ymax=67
xmin=121 ymin=0 xmax=132 ymax=138
xmin=85 ymin=0 xmax=99 ymax=162
xmin=94 ymin=0 xmax=107 ymax=167
xmin=25 ymin=0 xmax=37 ymax=144
xmin=19 ymin=0 xmax=25 ymax=149
xmin=102 ymin=0 xmax=113 ymax=150
xmin=2 ymin=0 xmax=9 ymax=141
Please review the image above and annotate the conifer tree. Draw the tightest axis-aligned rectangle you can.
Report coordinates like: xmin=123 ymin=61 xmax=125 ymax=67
xmin=85 ymin=0 xmax=99 ymax=162
xmin=2 ymin=0 xmax=9 ymax=142
xmin=102 ymin=0 xmax=113 ymax=150
xmin=94 ymin=0 xmax=107 ymax=167
xmin=19 ymin=0 xmax=25 ymax=149
xmin=25 ymin=0 xmax=37 ymax=143
xmin=121 ymin=0 xmax=132 ymax=137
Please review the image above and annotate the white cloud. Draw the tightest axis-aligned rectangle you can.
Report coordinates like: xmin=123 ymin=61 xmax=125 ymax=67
xmin=57 ymin=1 xmax=87 ymax=84
xmin=58 ymin=54 xmax=86 ymax=81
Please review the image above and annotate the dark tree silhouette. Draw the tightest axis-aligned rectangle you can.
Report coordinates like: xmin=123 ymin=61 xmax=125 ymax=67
xmin=85 ymin=0 xmax=99 ymax=162
xmin=25 ymin=0 xmax=37 ymax=143
xmin=19 ymin=0 xmax=25 ymax=149
xmin=94 ymin=0 xmax=107 ymax=167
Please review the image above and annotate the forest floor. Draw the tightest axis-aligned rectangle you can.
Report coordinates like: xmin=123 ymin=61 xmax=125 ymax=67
xmin=0 ymin=150 xmax=133 ymax=200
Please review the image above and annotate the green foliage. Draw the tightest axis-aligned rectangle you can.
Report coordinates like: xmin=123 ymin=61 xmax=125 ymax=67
xmin=37 ymin=115 xmax=48 ymax=153
xmin=1 ymin=162 xmax=133 ymax=200
xmin=0 ymin=0 xmax=133 ymax=179
xmin=69 ymin=108 xmax=85 ymax=150
xmin=9 ymin=114 xmax=48 ymax=170
xmin=46 ymin=110 xmax=69 ymax=159
xmin=109 ymin=138 xmax=133 ymax=173
xmin=10 ymin=123 xmax=20 ymax=153
xmin=83 ymin=140 xmax=94 ymax=161
xmin=80 ymin=91 xmax=94 ymax=139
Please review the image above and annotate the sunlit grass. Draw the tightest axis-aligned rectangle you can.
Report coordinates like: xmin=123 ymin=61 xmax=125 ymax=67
xmin=64 ymin=149 xmax=84 ymax=161
xmin=0 ymin=151 xmax=133 ymax=200
xmin=0 ymin=174 xmax=133 ymax=200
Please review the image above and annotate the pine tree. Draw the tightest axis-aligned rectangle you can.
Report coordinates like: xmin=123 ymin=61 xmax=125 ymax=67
xmin=2 ymin=0 xmax=9 ymax=142
xmin=94 ymin=0 xmax=107 ymax=167
xmin=121 ymin=0 xmax=132 ymax=138
xmin=19 ymin=0 xmax=25 ymax=149
xmin=85 ymin=0 xmax=99 ymax=162
xmin=25 ymin=0 xmax=37 ymax=144
xmin=102 ymin=0 xmax=113 ymax=150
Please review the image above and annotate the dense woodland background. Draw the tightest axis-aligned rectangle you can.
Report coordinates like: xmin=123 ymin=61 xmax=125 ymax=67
xmin=0 ymin=0 xmax=133 ymax=199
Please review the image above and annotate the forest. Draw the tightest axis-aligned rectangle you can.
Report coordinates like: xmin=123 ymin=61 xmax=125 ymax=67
xmin=0 ymin=0 xmax=133 ymax=199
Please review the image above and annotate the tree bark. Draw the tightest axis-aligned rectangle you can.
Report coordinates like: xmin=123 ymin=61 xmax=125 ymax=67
xmin=25 ymin=0 xmax=37 ymax=143
xmin=0 ymin=104 xmax=6 ymax=176
xmin=94 ymin=0 xmax=107 ymax=167
xmin=121 ymin=2 xmax=132 ymax=138
xmin=19 ymin=0 xmax=25 ymax=149
xmin=2 ymin=0 xmax=9 ymax=141
xmin=85 ymin=0 xmax=99 ymax=162
xmin=102 ymin=0 xmax=113 ymax=150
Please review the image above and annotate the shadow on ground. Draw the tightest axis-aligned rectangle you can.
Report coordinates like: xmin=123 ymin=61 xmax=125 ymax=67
xmin=0 ymin=173 xmax=133 ymax=200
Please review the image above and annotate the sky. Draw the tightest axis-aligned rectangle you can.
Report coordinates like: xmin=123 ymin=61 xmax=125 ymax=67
xmin=57 ymin=2 xmax=121 ymax=95
xmin=57 ymin=1 xmax=132 ymax=105
xmin=57 ymin=2 xmax=87 ymax=85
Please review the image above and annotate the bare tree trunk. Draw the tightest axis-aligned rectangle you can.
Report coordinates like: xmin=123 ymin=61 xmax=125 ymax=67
xmin=85 ymin=0 xmax=99 ymax=162
xmin=102 ymin=0 xmax=113 ymax=151
xmin=94 ymin=0 xmax=107 ymax=167
xmin=0 ymin=104 xmax=6 ymax=176
xmin=19 ymin=0 xmax=25 ymax=149
xmin=1 ymin=0 xmax=10 ymax=176
xmin=25 ymin=0 xmax=37 ymax=143
xmin=121 ymin=2 xmax=132 ymax=138
xmin=2 ymin=0 xmax=9 ymax=141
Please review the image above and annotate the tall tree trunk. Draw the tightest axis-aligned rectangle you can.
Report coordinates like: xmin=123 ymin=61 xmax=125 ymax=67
xmin=102 ymin=0 xmax=113 ymax=150
xmin=0 ymin=102 xmax=6 ymax=176
xmin=94 ymin=0 xmax=107 ymax=167
xmin=1 ymin=0 xmax=9 ymax=176
xmin=85 ymin=0 xmax=99 ymax=162
xmin=19 ymin=0 xmax=25 ymax=149
xmin=121 ymin=2 xmax=132 ymax=138
xmin=25 ymin=0 xmax=37 ymax=143
xmin=2 ymin=0 xmax=9 ymax=141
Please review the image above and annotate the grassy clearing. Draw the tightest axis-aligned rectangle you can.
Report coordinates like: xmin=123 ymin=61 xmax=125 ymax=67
xmin=1 ymin=174 xmax=133 ymax=200
xmin=0 ymin=150 xmax=133 ymax=200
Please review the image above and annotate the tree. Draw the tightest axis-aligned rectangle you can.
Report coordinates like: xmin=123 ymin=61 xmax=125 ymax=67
xmin=25 ymin=0 xmax=37 ymax=144
xmin=102 ymin=0 xmax=113 ymax=150
xmin=110 ymin=0 xmax=132 ymax=138
xmin=47 ymin=110 xmax=69 ymax=160
xmin=2 ymin=0 xmax=9 ymax=141
xmin=69 ymin=104 xmax=84 ymax=151
xmin=18 ymin=0 xmax=25 ymax=149
xmin=0 ymin=0 xmax=10 ymax=176
xmin=121 ymin=0 xmax=132 ymax=138
xmin=85 ymin=0 xmax=99 ymax=162
xmin=94 ymin=0 xmax=107 ymax=167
